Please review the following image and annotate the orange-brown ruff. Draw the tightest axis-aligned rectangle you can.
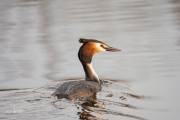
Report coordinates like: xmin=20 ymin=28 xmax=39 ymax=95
xmin=52 ymin=38 xmax=121 ymax=99
xmin=83 ymin=42 xmax=108 ymax=57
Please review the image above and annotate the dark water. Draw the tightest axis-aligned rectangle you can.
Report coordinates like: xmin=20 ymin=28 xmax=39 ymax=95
xmin=0 ymin=0 xmax=180 ymax=120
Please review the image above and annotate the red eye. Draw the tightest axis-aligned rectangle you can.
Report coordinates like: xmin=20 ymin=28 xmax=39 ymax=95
xmin=100 ymin=45 xmax=103 ymax=47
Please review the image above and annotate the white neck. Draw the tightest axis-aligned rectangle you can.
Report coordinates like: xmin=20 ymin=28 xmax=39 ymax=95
xmin=82 ymin=62 xmax=100 ymax=84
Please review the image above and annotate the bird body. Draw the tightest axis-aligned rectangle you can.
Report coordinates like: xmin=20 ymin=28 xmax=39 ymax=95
xmin=52 ymin=38 xmax=120 ymax=99
xmin=53 ymin=80 xmax=101 ymax=99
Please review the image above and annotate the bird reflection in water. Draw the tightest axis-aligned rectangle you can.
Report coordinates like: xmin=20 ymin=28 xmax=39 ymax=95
xmin=52 ymin=93 xmax=145 ymax=120
xmin=77 ymin=94 xmax=106 ymax=120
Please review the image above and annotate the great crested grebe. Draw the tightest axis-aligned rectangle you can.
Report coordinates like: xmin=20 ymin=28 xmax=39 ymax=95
xmin=52 ymin=38 xmax=121 ymax=99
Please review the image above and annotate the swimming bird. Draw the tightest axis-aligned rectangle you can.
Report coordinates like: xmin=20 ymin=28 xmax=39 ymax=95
xmin=52 ymin=38 xmax=121 ymax=99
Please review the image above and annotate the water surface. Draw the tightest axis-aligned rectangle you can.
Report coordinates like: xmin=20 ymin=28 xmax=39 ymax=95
xmin=0 ymin=0 xmax=180 ymax=120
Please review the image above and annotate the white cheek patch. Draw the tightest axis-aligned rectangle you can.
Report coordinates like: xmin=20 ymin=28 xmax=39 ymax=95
xmin=95 ymin=43 xmax=106 ymax=52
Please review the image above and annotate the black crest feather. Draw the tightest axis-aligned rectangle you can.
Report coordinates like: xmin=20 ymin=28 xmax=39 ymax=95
xmin=79 ymin=38 xmax=104 ymax=44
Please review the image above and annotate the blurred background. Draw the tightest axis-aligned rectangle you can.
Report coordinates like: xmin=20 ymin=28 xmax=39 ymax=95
xmin=0 ymin=0 xmax=180 ymax=120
